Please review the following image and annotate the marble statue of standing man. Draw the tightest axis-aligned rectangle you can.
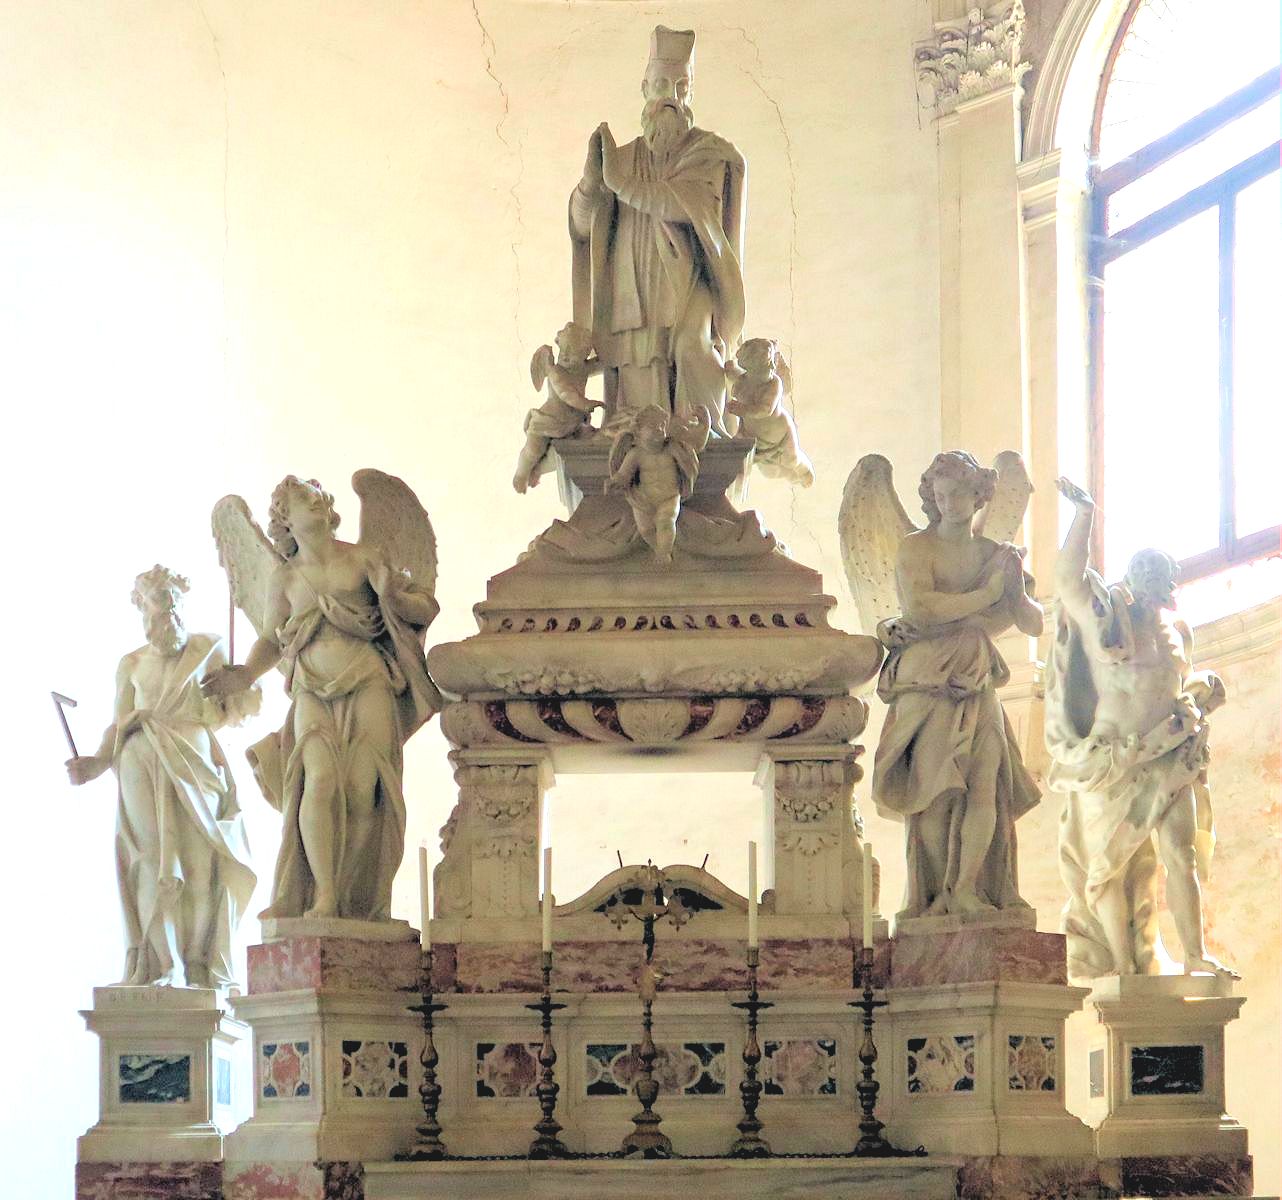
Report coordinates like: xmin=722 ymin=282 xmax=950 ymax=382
xmin=1045 ymin=478 xmax=1238 ymax=980
xmin=66 ymin=566 xmax=257 ymax=989
xmin=570 ymin=25 xmax=746 ymax=435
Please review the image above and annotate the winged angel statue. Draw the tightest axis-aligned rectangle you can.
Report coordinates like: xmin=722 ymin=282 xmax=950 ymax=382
xmin=204 ymin=471 xmax=441 ymax=922
xmin=838 ymin=451 xmax=1044 ymax=920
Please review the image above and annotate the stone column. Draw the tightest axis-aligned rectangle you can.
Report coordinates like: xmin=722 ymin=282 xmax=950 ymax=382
xmin=757 ymin=746 xmax=871 ymax=918
xmin=435 ymin=748 xmax=552 ymax=921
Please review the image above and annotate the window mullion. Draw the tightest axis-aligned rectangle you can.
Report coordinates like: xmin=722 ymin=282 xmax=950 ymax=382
xmin=1217 ymin=197 xmax=1236 ymax=555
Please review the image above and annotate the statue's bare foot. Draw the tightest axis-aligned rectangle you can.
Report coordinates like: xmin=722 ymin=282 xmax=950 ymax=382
xmin=925 ymin=894 xmax=950 ymax=916
xmin=949 ymin=888 xmax=997 ymax=916
xmin=1185 ymin=954 xmax=1240 ymax=980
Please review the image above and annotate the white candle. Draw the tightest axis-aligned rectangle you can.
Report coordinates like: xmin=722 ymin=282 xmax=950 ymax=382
xmin=747 ymin=840 xmax=759 ymax=949
xmin=861 ymin=841 xmax=874 ymax=949
xmin=418 ymin=843 xmax=431 ymax=951
xmin=542 ymin=846 xmax=553 ymax=953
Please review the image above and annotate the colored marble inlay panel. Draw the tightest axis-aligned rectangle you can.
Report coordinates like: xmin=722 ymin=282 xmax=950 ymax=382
xmin=584 ymin=1041 xmax=726 ymax=1096
xmin=1089 ymin=1048 xmax=1105 ymax=1099
xmin=476 ymin=1042 xmax=541 ymax=1098
xmin=215 ymin=1056 xmax=232 ymax=1107
xmin=1007 ymin=1034 xmax=1056 ymax=1092
xmin=340 ymin=1039 xmax=409 ymax=1099
xmin=763 ymin=1038 xmax=838 ymax=1095
xmin=76 ymin=1161 xmax=223 ymax=1200
xmin=119 ymin=1053 xmax=191 ymax=1103
xmin=906 ymin=1034 xmax=975 ymax=1095
xmin=261 ymin=1040 xmax=312 ymax=1099
xmin=1131 ymin=1043 xmax=1204 ymax=1096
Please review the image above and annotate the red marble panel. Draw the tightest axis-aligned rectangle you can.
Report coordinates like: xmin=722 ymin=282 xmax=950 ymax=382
xmin=247 ymin=937 xmax=420 ymax=994
xmin=888 ymin=928 xmax=1067 ymax=988
xmin=76 ymin=1161 xmax=222 ymax=1200
xmin=223 ymin=1161 xmax=324 ymax=1200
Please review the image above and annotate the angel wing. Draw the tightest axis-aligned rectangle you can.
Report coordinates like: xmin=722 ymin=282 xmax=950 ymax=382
xmin=607 ymin=427 xmax=636 ymax=482
xmin=529 ymin=344 xmax=554 ymax=392
xmin=775 ymin=349 xmax=793 ymax=399
xmin=837 ymin=454 xmax=918 ymax=636
xmin=211 ymin=495 xmax=284 ymax=639
xmin=974 ymin=450 xmax=1033 ymax=544
xmin=353 ymin=469 xmax=438 ymax=596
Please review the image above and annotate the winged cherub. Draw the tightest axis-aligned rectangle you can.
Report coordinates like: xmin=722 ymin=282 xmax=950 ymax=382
xmin=513 ymin=321 xmax=604 ymax=494
xmin=604 ymin=403 xmax=710 ymax=564
xmin=203 ymin=472 xmax=441 ymax=923
xmin=839 ymin=451 xmax=1043 ymax=920
xmin=726 ymin=338 xmax=814 ymax=487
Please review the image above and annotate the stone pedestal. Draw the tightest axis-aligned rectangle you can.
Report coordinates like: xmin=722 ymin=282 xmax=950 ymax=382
xmin=222 ymin=925 xmax=423 ymax=1190
xmin=885 ymin=924 xmax=1094 ymax=1160
xmin=1086 ymin=975 xmax=1248 ymax=1160
xmin=78 ymin=985 xmax=248 ymax=1163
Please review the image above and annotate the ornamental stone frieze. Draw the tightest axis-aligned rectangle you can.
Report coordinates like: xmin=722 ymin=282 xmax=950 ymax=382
xmin=916 ymin=0 xmax=1031 ymax=114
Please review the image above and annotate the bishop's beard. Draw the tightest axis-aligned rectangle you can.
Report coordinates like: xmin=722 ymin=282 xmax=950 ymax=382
xmin=641 ymin=98 xmax=694 ymax=165
xmin=145 ymin=611 xmax=187 ymax=655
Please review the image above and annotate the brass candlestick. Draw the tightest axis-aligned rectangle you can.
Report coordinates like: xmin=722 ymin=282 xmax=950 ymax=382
xmin=729 ymin=945 xmax=773 ymax=1157
xmin=525 ymin=950 xmax=571 ymax=1159
xmin=621 ymin=964 xmax=672 ymax=1158
xmin=849 ymin=944 xmax=925 ymax=1158
xmin=397 ymin=948 xmax=449 ymax=1161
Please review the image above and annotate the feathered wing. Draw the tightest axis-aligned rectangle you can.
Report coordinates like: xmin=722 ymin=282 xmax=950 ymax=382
xmin=352 ymin=469 xmax=438 ymax=597
xmin=607 ymin=429 xmax=636 ymax=482
xmin=775 ymin=350 xmax=793 ymax=400
xmin=529 ymin=344 xmax=554 ymax=392
xmin=211 ymin=496 xmax=283 ymax=639
xmin=837 ymin=454 xmax=918 ymax=636
xmin=975 ymin=450 xmax=1033 ymax=544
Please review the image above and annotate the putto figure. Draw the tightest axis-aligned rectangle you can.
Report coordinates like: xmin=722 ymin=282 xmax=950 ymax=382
xmin=727 ymin=338 xmax=814 ymax=486
xmin=570 ymin=25 xmax=745 ymax=434
xmin=66 ymin=566 xmax=257 ymax=989
xmin=1045 ymin=478 xmax=1237 ymax=980
xmin=606 ymin=403 xmax=710 ymax=564
xmin=840 ymin=451 xmax=1043 ymax=919
xmin=513 ymin=321 xmax=603 ymax=493
xmin=205 ymin=471 xmax=440 ymax=922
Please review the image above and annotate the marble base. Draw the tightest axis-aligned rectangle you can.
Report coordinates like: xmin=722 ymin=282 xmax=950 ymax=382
xmin=1100 ymin=1153 xmax=1254 ymax=1197
xmin=953 ymin=1155 xmax=1102 ymax=1200
xmin=364 ymin=1157 xmax=960 ymax=1200
xmin=893 ymin=906 xmax=1037 ymax=938
xmin=1085 ymin=974 xmax=1248 ymax=1159
xmin=78 ymin=986 xmax=248 ymax=1164
xmin=226 ymin=935 xmax=422 ymax=1166
xmin=260 ymin=916 xmax=417 ymax=943
xmin=889 ymin=926 xmax=1067 ymax=988
xmin=75 ymin=1160 xmax=223 ymax=1200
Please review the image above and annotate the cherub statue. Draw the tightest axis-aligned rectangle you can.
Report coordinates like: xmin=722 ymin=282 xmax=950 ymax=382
xmin=204 ymin=471 xmax=441 ymax=923
xmin=65 ymin=566 xmax=257 ymax=989
xmin=839 ymin=450 xmax=1043 ymax=919
xmin=605 ymin=403 xmax=710 ymax=564
xmin=513 ymin=321 xmax=604 ymax=493
xmin=1045 ymin=478 xmax=1237 ymax=980
xmin=726 ymin=338 xmax=814 ymax=487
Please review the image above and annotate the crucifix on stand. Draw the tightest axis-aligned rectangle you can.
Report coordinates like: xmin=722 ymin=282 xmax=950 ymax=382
xmin=603 ymin=862 xmax=695 ymax=1158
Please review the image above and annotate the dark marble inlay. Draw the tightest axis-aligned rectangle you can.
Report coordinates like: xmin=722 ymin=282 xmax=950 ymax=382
xmin=1130 ymin=1043 xmax=1204 ymax=1096
xmin=584 ymin=1041 xmax=725 ymax=1097
xmin=1089 ymin=1048 xmax=1104 ymax=1099
xmin=1117 ymin=1154 xmax=1253 ymax=1197
xmin=119 ymin=1053 xmax=191 ymax=1103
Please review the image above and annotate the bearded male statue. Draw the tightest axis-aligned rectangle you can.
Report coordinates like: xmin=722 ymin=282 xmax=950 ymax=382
xmin=1045 ymin=479 xmax=1238 ymax=981
xmin=66 ymin=566 xmax=257 ymax=989
xmin=570 ymin=25 xmax=745 ymax=434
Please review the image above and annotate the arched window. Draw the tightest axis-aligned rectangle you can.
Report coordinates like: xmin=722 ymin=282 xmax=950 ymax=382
xmin=1089 ymin=0 xmax=1280 ymax=598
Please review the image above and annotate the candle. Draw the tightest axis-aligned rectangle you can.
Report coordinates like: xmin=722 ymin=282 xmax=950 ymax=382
xmin=542 ymin=846 xmax=553 ymax=953
xmin=747 ymin=840 xmax=759 ymax=949
xmin=418 ymin=843 xmax=431 ymax=951
xmin=861 ymin=841 xmax=874 ymax=949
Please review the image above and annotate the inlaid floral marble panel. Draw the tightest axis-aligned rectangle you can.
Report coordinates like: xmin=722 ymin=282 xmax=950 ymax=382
xmin=905 ymin=1034 xmax=975 ymax=1095
xmin=261 ymin=1040 xmax=312 ymax=1099
xmin=762 ymin=1038 xmax=838 ymax=1095
xmin=118 ymin=1053 xmax=191 ymax=1103
xmin=1007 ymin=1034 xmax=1056 ymax=1092
xmin=340 ymin=1039 xmax=409 ymax=1099
xmin=584 ymin=1041 xmax=725 ymax=1096
xmin=475 ymin=1041 xmax=540 ymax=1098
xmin=1130 ymin=1043 xmax=1205 ymax=1096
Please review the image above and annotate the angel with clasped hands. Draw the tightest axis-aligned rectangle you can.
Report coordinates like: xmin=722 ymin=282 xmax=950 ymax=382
xmin=204 ymin=473 xmax=440 ymax=923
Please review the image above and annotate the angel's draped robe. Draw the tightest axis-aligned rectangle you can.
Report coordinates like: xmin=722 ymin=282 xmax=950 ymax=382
xmin=248 ymin=585 xmax=437 ymax=921
xmin=872 ymin=621 xmax=1040 ymax=916
xmin=112 ymin=633 xmax=256 ymax=987
xmin=1044 ymin=572 xmax=1216 ymax=978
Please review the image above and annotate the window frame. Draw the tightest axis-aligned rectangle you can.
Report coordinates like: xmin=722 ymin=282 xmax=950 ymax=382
xmin=1087 ymin=13 xmax=1281 ymax=582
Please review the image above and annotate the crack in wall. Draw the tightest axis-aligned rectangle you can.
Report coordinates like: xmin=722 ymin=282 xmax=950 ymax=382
xmin=195 ymin=0 xmax=230 ymax=409
xmin=471 ymin=0 xmax=526 ymax=356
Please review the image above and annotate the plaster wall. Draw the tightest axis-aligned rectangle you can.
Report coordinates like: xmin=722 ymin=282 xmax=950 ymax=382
xmin=3 ymin=2 xmax=940 ymax=1193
